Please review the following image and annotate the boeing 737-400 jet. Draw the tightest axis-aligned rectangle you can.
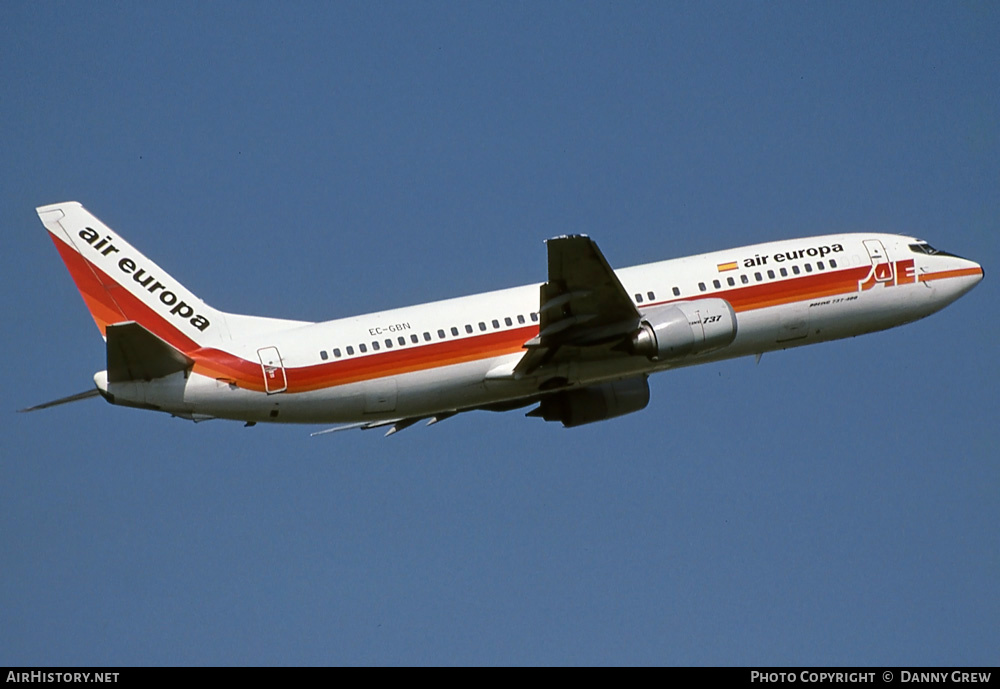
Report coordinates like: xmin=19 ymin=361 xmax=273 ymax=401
xmin=23 ymin=202 xmax=983 ymax=435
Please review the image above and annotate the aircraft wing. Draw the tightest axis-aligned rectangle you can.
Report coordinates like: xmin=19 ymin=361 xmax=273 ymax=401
xmin=514 ymin=235 xmax=641 ymax=377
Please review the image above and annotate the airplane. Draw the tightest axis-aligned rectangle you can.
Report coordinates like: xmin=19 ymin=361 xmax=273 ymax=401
xmin=22 ymin=201 xmax=983 ymax=435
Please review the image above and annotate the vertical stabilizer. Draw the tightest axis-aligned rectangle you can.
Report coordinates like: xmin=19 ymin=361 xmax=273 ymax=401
xmin=37 ymin=202 xmax=228 ymax=351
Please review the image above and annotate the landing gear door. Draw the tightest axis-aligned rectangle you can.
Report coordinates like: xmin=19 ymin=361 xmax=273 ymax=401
xmin=863 ymin=239 xmax=893 ymax=283
xmin=258 ymin=346 xmax=287 ymax=394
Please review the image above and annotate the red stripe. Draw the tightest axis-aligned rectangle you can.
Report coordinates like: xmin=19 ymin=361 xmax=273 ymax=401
xmin=644 ymin=265 xmax=871 ymax=314
xmin=54 ymin=242 xmax=975 ymax=395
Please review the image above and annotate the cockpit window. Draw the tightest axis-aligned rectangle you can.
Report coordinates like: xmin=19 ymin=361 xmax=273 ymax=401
xmin=910 ymin=242 xmax=958 ymax=258
xmin=910 ymin=242 xmax=938 ymax=255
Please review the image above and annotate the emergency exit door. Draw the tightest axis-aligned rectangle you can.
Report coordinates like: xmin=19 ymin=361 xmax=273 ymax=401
xmin=257 ymin=346 xmax=287 ymax=394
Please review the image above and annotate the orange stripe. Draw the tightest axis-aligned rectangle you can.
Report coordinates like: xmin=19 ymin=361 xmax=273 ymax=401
xmin=289 ymin=267 xmax=872 ymax=393
xmin=58 ymin=245 xmax=866 ymax=394
xmin=918 ymin=267 xmax=982 ymax=282
xmin=61 ymin=243 xmax=973 ymax=397
xmin=51 ymin=234 xmax=127 ymax=335
xmin=56 ymin=246 xmax=541 ymax=394
xmin=696 ymin=267 xmax=869 ymax=313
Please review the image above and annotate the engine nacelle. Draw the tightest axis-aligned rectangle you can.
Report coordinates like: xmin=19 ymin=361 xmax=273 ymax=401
xmin=631 ymin=298 xmax=737 ymax=361
xmin=530 ymin=377 xmax=650 ymax=428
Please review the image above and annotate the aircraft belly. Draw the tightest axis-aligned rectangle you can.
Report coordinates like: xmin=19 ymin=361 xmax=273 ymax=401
xmin=215 ymin=358 xmax=530 ymax=424
xmin=393 ymin=358 xmax=529 ymax=417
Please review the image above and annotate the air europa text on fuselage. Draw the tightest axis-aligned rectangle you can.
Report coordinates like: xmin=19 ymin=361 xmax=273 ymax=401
xmin=76 ymin=227 xmax=211 ymax=331
xmin=742 ymin=243 xmax=845 ymax=268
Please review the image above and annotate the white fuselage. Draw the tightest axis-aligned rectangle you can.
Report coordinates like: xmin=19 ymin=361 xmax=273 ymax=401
xmin=103 ymin=232 xmax=981 ymax=425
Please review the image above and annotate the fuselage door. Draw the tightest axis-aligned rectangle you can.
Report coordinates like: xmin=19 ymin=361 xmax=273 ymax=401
xmin=258 ymin=346 xmax=287 ymax=394
xmin=863 ymin=239 xmax=894 ymax=283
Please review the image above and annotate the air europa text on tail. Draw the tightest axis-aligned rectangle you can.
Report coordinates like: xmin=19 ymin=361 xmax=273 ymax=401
xmin=76 ymin=227 xmax=211 ymax=331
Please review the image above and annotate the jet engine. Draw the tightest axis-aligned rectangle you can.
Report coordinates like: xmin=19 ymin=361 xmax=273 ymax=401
xmin=630 ymin=299 xmax=737 ymax=361
xmin=529 ymin=377 xmax=650 ymax=427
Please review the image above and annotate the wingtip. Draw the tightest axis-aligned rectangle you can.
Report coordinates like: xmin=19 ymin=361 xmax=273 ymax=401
xmin=546 ymin=233 xmax=590 ymax=242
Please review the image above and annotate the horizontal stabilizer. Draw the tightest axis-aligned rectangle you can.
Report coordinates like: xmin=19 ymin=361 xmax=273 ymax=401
xmin=106 ymin=322 xmax=193 ymax=382
xmin=18 ymin=388 xmax=101 ymax=413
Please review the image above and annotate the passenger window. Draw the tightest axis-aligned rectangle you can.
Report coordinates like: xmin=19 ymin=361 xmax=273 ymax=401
xmin=829 ymin=259 xmax=838 ymax=268
xmin=478 ymin=322 xmax=486 ymax=332
xmin=411 ymin=334 xmax=419 ymax=344
xmin=805 ymin=264 xmax=813 ymax=273
xmin=465 ymin=324 xmax=473 ymax=334
xmin=531 ymin=313 xmax=538 ymax=322
xmin=423 ymin=332 xmax=431 ymax=342
xmin=451 ymin=327 xmax=459 ymax=337
xmin=713 ymin=279 xmax=721 ymax=289
xmin=767 ymin=270 xmax=775 ymax=279
xmin=672 ymin=287 xmax=680 ymax=296
xmin=792 ymin=265 xmax=801 ymax=275
xmin=817 ymin=261 xmax=825 ymax=270
xmin=372 ymin=341 xmax=380 ymax=351
xmin=647 ymin=291 xmax=655 ymax=300
xmin=320 ymin=350 xmax=328 ymax=361
xmin=439 ymin=329 xmax=447 ymax=339
xmin=359 ymin=344 xmax=367 ymax=353
xmin=333 ymin=348 xmax=341 ymax=358
xmin=346 ymin=345 xmax=354 ymax=355
xmin=754 ymin=272 xmax=762 ymax=281
xmin=635 ymin=293 xmax=643 ymax=303
xmin=698 ymin=282 xmax=706 ymax=292
xmin=780 ymin=267 xmax=788 ymax=277
xmin=505 ymin=317 xmax=513 ymax=326
xmin=517 ymin=315 xmax=525 ymax=324
xmin=492 ymin=319 xmax=500 ymax=329
xmin=727 ymin=277 xmax=735 ymax=286
xmin=384 ymin=339 xmax=393 ymax=348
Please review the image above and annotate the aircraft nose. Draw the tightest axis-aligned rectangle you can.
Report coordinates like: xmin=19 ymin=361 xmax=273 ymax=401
xmin=963 ymin=257 xmax=985 ymax=286
xmin=920 ymin=254 xmax=983 ymax=307
xmin=948 ymin=257 xmax=984 ymax=298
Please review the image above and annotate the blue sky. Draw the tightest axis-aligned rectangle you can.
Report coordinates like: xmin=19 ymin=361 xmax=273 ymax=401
xmin=2 ymin=1 xmax=997 ymax=665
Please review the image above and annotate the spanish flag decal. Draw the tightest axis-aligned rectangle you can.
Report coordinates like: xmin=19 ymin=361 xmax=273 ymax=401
xmin=717 ymin=261 xmax=738 ymax=272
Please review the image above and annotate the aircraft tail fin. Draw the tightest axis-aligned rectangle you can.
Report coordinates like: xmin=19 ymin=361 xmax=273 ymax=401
xmin=36 ymin=202 xmax=228 ymax=352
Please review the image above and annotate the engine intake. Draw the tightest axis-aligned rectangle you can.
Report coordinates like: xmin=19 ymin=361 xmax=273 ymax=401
xmin=631 ymin=299 xmax=737 ymax=361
